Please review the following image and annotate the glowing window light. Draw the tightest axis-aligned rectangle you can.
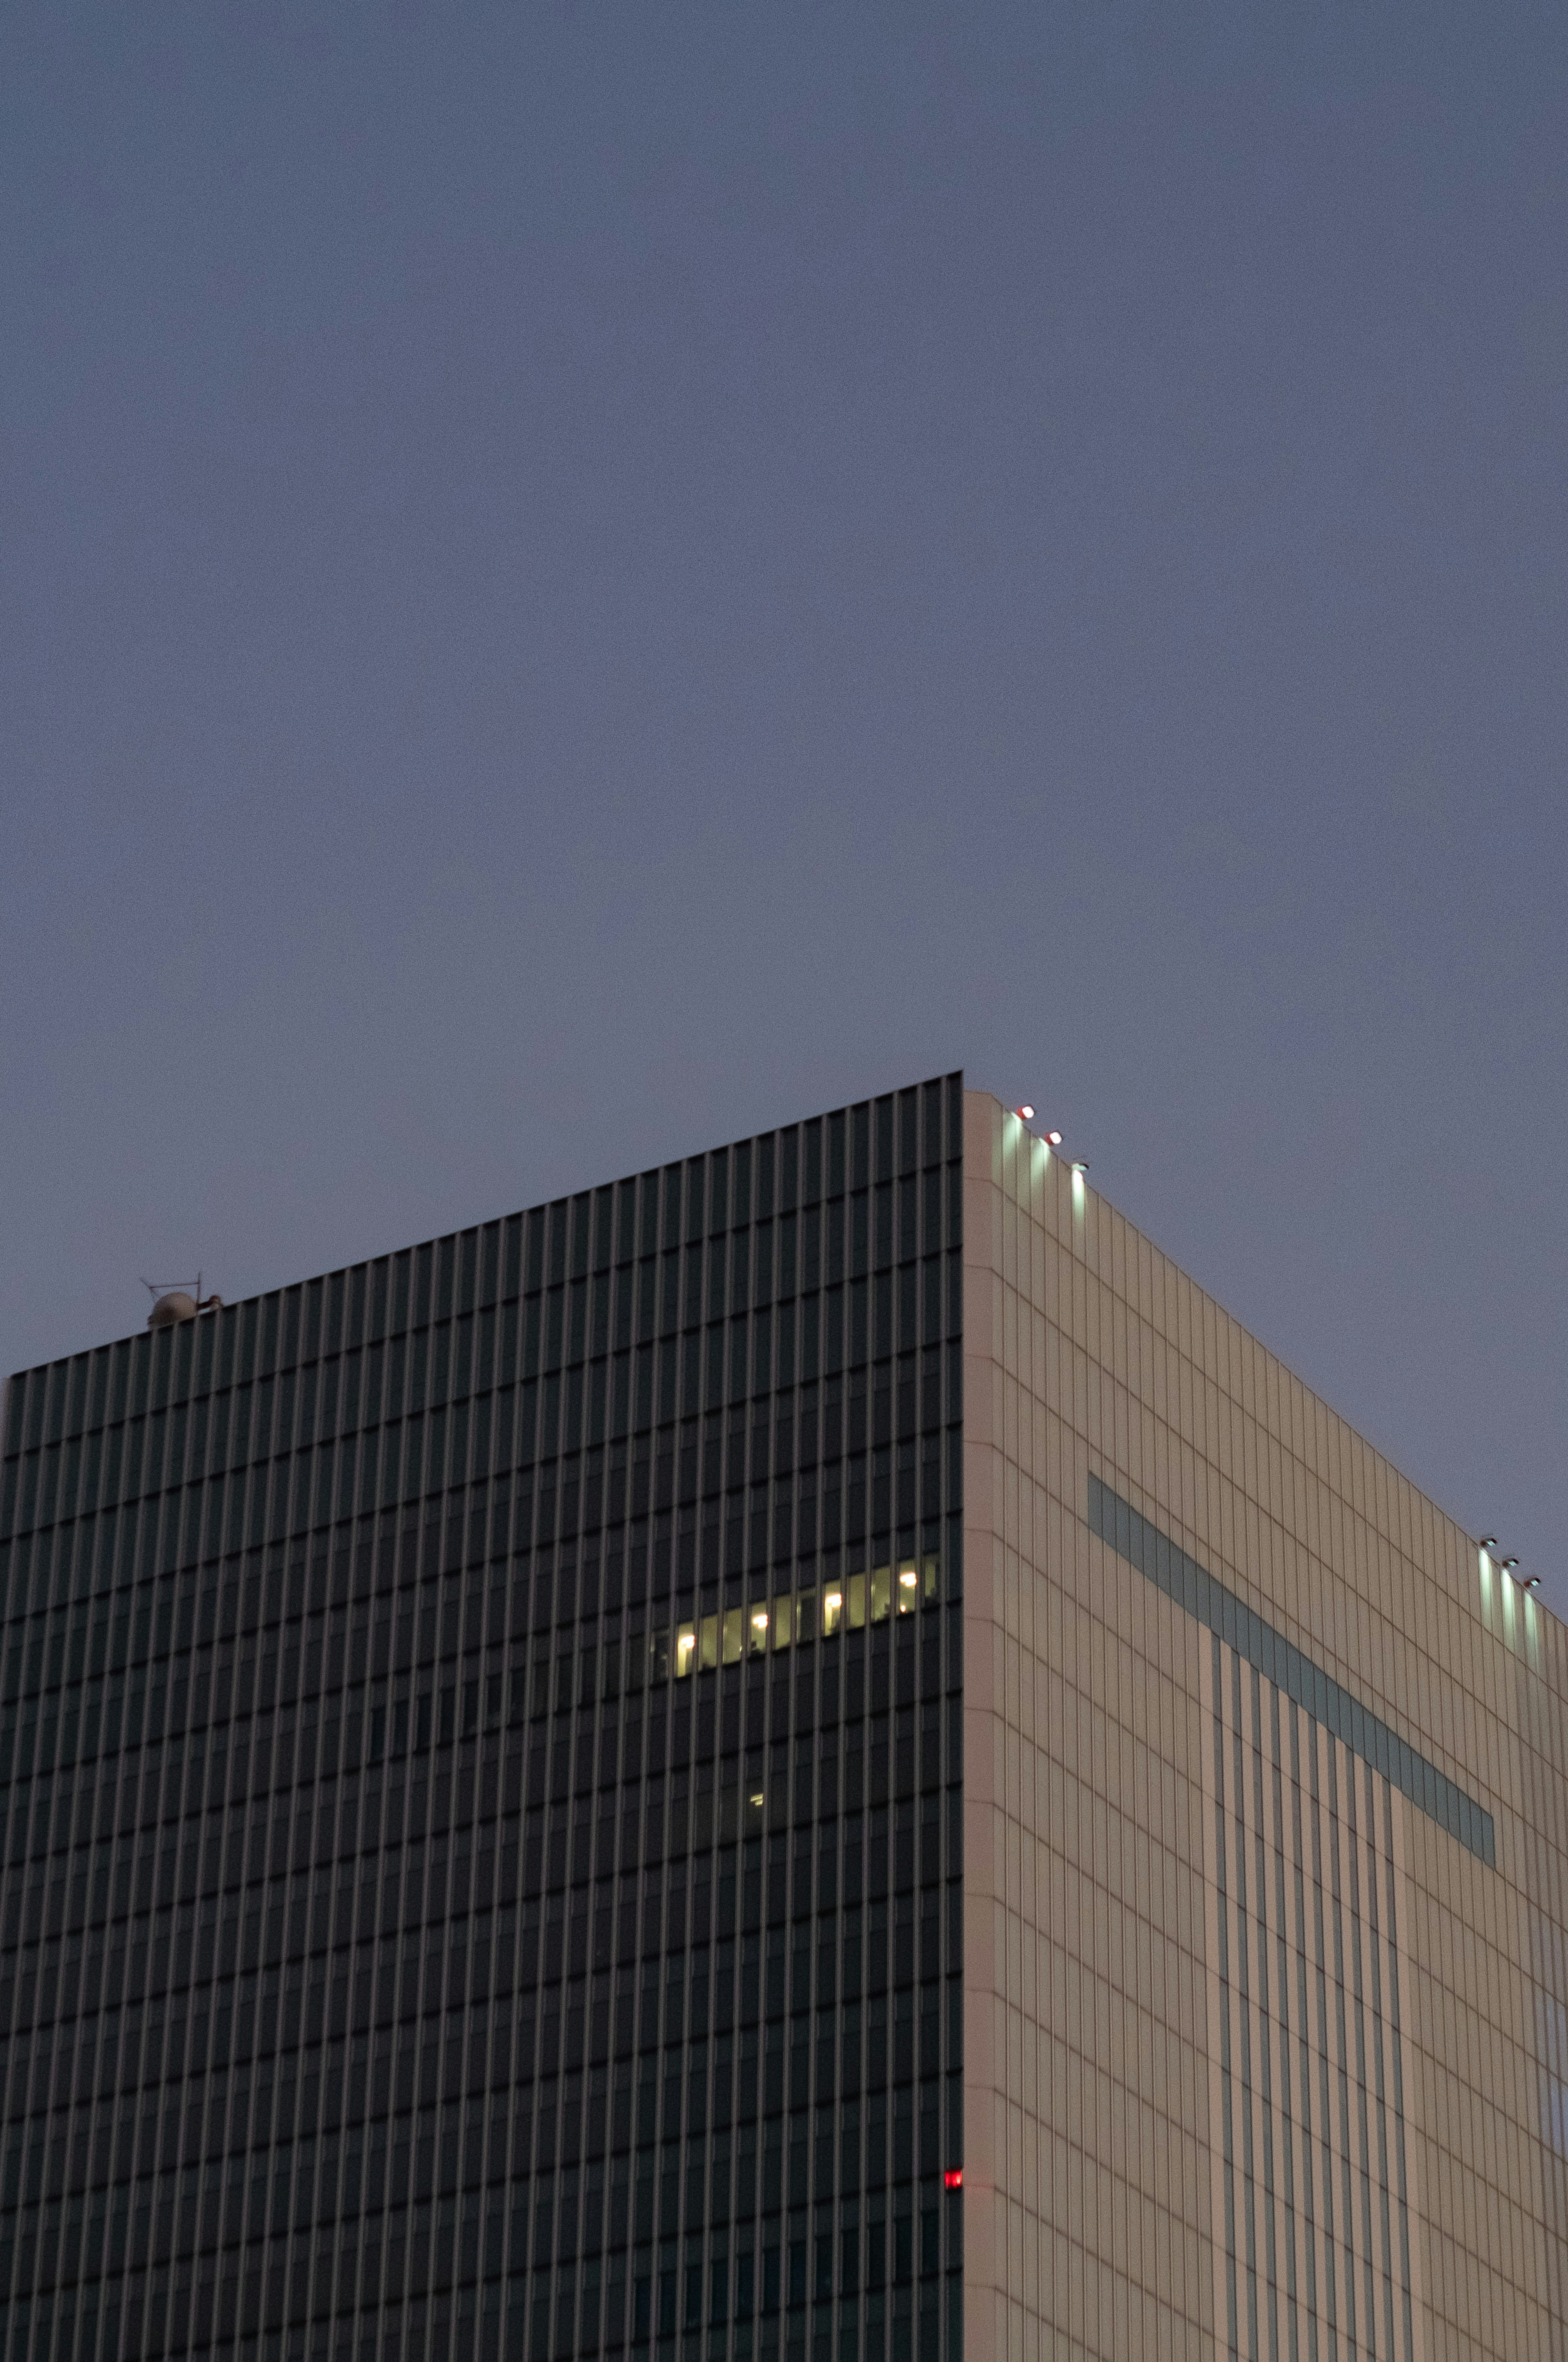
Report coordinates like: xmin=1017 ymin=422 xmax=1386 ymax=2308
xmin=944 ymin=2170 xmax=964 ymax=2190
xmin=642 ymin=1555 xmax=944 ymax=1694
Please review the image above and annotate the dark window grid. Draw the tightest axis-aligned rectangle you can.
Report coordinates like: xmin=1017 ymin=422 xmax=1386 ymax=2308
xmin=0 ymin=1228 xmax=958 ymax=1511
xmin=0 ymin=1795 xmax=954 ymax=2078
xmin=0 ymin=1558 xmax=512 ymax=1767
xmin=0 ymin=1824 xmax=527 ymax=2034
xmin=0 ymin=1664 xmax=959 ymax=2013
xmin=21 ymin=1804 xmax=411 ymax=1974
xmin=0 ymin=1493 xmax=968 ymax=2248
xmin=0 ymin=1738 xmax=496 ymax=1918
xmin=0 ymin=1360 xmax=954 ymax=1672
xmin=35 ymin=1877 xmax=476 ymax=2060
xmin=0 ymin=1483 xmax=949 ymax=1729
xmin=0 ymin=1230 xmax=962 ymax=1583
xmin=486 ymin=2192 xmax=949 ymax=2351
xmin=4 ymin=2195 xmax=441 ymax=2330
xmin=0 ymin=2018 xmax=530 ymax=2202
xmin=0 ymin=1516 xmax=958 ymax=1812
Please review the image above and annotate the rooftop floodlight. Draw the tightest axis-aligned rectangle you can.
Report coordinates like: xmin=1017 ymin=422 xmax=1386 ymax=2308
xmin=1071 ymin=1160 xmax=1089 ymax=1175
xmin=1045 ymin=1129 xmax=1063 ymax=1147
xmin=1480 ymin=1536 xmax=1498 ymax=1551
xmin=1503 ymin=1557 xmax=1520 ymax=1571
xmin=1015 ymin=1105 xmax=1035 ymax=1121
xmin=1524 ymin=1575 xmax=1542 ymax=1590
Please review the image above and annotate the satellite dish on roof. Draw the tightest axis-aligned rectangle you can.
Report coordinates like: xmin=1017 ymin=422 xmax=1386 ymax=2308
xmin=142 ymin=1277 xmax=223 ymax=1329
xmin=148 ymin=1291 xmax=198 ymax=1327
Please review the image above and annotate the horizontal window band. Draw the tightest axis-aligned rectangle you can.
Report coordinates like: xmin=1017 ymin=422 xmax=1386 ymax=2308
xmin=1 ymin=1270 xmax=964 ymax=1533
xmin=1087 ymin=1474 xmax=1495 ymax=1869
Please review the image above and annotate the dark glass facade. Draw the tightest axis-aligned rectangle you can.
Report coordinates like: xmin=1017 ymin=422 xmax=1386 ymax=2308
xmin=0 ymin=1075 xmax=965 ymax=2362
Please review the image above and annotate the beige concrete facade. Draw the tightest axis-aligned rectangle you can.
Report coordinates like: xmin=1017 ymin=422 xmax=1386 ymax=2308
xmin=960 ymin=1089 xmax=1568 ymax=2362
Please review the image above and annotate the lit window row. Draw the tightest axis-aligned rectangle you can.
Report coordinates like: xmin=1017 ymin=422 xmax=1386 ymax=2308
xmin=652 ymin=1556 xmax=943 ymax=1683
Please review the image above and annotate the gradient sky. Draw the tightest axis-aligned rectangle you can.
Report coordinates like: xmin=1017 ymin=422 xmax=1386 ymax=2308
xmin=4 ymin=5 xmax=1565 ymax=1609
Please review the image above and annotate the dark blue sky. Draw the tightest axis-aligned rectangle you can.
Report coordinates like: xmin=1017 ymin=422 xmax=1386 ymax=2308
xmin=4 ymin=6 xmax=1565 ymax=1606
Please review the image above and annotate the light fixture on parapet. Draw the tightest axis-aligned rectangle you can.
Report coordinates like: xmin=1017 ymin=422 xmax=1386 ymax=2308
xmin=1013 ymin=1103 xmax=1065 ymax=1148
xmin=1479 ymin=1536 xmax=1535 ymax=1590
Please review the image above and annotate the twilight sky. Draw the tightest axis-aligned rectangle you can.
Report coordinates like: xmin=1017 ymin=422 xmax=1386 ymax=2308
xmin=4 ymin=5 xmax=1565 ymax=1609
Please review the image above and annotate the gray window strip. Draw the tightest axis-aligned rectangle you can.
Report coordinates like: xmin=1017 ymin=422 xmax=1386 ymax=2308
xmin=1087 ymin=1474 xmax=1495 ymax=1869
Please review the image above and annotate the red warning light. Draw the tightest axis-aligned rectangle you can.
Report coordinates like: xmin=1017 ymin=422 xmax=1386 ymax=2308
xmin=943 ymin=2169 xmax=963 ymax=2190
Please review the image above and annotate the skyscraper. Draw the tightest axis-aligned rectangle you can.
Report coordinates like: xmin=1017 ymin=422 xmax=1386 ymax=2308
xmin=1 ymin=1076 xmax=1563 ymax=2362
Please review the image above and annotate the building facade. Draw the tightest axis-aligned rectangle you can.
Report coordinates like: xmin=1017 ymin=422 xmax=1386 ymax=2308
xmin=0 ymin=1076 xmax=1563 ymax=2362
xmin=959 ymin=1093 xmax=1568 ymax=2362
